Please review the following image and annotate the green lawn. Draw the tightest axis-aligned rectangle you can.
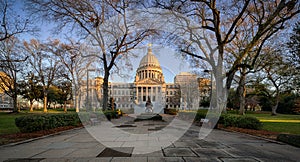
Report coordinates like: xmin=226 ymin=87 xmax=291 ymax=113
xmin=0 ymin=110 xmax=77 ymax=135
xmin=0 ymin=112 xmax=28 ymax=135
xmin=262 ymin=122 xmax=300 ymax=135
xmin=243 ymin=112 xmax=300 ymax=135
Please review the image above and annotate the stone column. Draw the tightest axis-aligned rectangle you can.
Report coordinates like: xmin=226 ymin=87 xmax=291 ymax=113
xmin=146 ymin=86 xmax=148 ymax=101
xmin=136 ymin=86 xmax=138 ymax=103
xmin=141 ymin=86 xmax=143 ymax=102
xmin=150 ymin=86 xmax=153 ymax=102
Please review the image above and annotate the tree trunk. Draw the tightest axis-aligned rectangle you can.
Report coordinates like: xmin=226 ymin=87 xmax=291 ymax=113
xmin=271 ymin=91 xmax=280 ymax=116
xmin=13 ymin=94 xmax=18 ymax=113
xmin=74 ymin=84 xmax=79 ymax=112
xmin=64 ymin=101 xmax=67 ymax=112
xmin=210 ymin=68 xmax=228 ymax=113
xmin=271 ymin=101 xmax=279 ymax=116
xmin=12 ymin=79 xmax=18 ymax=113
xmin=30 ymin=100 xmax=34 ymax=112
xmin=238 ymin=70 xmax=247 ymax=115
xmin=43 ymin=95 xmax=48 ymax=112
xmin=102 ymin=70 xmax=110 ymax=111
xmin=75 ymin=95 xmax=79 ymax=112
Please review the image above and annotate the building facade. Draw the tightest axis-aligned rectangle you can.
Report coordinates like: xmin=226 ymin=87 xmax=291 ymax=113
xmin=80 ymin=46 xmax=210 ymax=112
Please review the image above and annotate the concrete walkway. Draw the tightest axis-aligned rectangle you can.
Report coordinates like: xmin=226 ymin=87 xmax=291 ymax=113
xmin=0 ymin=116 xmax=299 ymax=162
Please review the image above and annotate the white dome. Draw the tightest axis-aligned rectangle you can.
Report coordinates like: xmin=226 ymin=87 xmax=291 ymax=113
xmin=135 ymin=46 xmax=165 ymax=83
xmin=139 ymin=47 xmax=160 ymax=68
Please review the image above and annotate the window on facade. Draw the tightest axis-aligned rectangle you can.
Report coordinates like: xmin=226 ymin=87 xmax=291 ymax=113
xmin=143 ymin=96 xmax=146 ymax=101
xmin=152 ymin=96 xmax=155 ymax=102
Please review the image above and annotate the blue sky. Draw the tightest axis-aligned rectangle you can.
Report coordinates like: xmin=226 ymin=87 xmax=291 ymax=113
xmin=12 ymin=1 xmax=195 ymax=83
xmin=107 ymin=45 xmax=192 ymax=83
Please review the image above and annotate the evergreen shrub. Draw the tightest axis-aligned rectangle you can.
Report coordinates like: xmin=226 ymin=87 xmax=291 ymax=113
xmin=15 ymin=113 xmax=81 ymax=133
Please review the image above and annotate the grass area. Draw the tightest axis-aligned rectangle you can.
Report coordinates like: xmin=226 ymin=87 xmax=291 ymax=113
xmin=190 ymin=110 xmax=300 ymax=135
xmin=0 ymin=112 xmax=28 ymax=135
xmin=0 ymin=110 xmax=77 ymax=135
xmin=238 ymin=112 xmax=300 ymax=135
xmin=262 ymin=122 xmax=300 ymax=135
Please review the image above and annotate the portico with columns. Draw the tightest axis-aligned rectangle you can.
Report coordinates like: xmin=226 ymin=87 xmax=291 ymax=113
xmin=134 ymin=45 xmax=166 ymax=105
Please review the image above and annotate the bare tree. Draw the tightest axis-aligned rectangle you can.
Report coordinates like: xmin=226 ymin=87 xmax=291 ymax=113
xmin=158 ymin=0 xmax=299 ymax=113
xmin=27 ymin=0 xmax=154 ymax=110
xmin=23 ymin=39 xmax=62 ymax=112
xmin=0 ymin=37 xmax=26 ymax=112
xmin=53 ymin=40 xmax=96 ymax=112
xmin=0 ymin=0 xmax=35 ymax=41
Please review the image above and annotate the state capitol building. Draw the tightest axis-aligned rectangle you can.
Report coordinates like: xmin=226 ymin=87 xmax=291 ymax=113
xmin=81 ymin=46 xmax=210 ymax=113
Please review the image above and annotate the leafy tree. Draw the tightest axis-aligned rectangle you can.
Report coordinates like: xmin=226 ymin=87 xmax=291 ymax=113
xmin=288 ymin=21 xmax=300 ymax=67
xmin=249 ymin=81 xmax=273 ymax=111
xmin=47 ymin=85 xmax=60 ymax=109
xmin=288 ymin=21 xmax=300 ymax=93
xmin=56 ymin=80 xmax=72 ymax=112
xmin=227 ymin=88 xmax=239 ymax=110
xmin=18 ymin=72 xmax=42 ymax=111
xmin=277 ymin=92 xmax=297 ymax=114
xmin=264 ymin=54 xmax=295 ymax=115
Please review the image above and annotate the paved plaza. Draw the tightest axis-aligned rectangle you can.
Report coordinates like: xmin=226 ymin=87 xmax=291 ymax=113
xmin=0 ymin=115 xmax=299 ymax=162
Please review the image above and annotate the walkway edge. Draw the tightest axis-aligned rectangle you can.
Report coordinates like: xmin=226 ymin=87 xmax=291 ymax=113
xmin=217 ymin=128 xmax=287 ymax=145
xmin=0 ymin=126 xmax=84 ymax=148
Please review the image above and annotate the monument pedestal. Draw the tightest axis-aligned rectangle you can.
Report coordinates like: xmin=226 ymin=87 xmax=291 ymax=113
xmin=134 ymin=113 xmax=163 ymax=121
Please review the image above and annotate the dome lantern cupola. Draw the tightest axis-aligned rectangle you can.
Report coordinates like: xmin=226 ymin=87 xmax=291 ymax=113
xmin=135 ymin=44 xmax=165 ymax=83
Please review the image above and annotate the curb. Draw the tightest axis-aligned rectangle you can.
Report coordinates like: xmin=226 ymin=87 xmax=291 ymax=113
xmin=0 ymin=126 xmax=83 ymax=148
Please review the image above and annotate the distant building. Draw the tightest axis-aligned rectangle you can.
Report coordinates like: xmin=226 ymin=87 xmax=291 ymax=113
xmin=80 ymin=46 xmax=210 ymax=112
xmin=0 ymin=71 xmax=13 ymax=109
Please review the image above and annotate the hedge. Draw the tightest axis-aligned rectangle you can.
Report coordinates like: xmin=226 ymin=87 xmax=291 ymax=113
xmin=15 ymin=113 xmax=81 ymax=133
xmin=193 ymin=110 xmax=262 ymax=130
xmin=218 ymin=114 xmax=262 ymax=130
xmin=277 ymin=134 xmax=300 ymax=147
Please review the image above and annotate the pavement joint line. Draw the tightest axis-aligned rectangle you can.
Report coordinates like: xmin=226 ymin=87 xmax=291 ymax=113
xmin=189 ymin=147 xmax=200 ymax=157
xmin=29 ymin=148 xmax=51 ymax=158
xmin=0 ymin=126 xmax=84 ymax=149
